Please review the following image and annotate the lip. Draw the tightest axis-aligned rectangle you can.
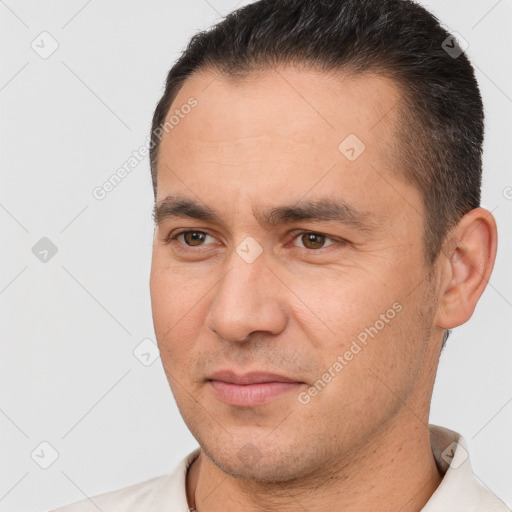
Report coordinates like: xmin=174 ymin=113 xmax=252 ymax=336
xmin=207 ymin=370 xmax=303 ymax=406
xmin=208 ymin=370 xmax=300 ymax=385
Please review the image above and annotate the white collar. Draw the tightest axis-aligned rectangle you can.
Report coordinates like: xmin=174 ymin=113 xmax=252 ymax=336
xmin=423 ymin=424 xmax=509 ymax=511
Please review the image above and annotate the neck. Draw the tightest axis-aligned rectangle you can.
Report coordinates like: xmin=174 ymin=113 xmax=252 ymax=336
xmin=187 ymin=410 xmax=443 ymax=512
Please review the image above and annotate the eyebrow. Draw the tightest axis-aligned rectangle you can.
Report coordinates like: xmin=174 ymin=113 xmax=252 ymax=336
xmin=153 ymin=195 xmax=378 ymax=232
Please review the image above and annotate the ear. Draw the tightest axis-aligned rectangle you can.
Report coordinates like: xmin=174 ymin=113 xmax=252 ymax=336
xmin=435 ymin=207 xmax=498 ymax=329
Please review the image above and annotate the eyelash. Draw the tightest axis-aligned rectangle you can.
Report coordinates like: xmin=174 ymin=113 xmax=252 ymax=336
xmin=164 ymin=229 xmax=347 ymax=252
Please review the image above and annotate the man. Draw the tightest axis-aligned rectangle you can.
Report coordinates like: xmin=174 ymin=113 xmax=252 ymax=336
xmin=52 ymin=0 xmax=510 ymax=510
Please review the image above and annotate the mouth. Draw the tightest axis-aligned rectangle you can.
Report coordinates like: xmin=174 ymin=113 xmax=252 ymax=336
xmin=207 ymin=370 xmax=304 ymax=407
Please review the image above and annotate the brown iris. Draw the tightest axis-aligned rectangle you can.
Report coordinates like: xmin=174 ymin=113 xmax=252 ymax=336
xmin=183 ymin=231 xmax=207 ymax=246
xmin=301 ymin=233 xmax=326 ymax=249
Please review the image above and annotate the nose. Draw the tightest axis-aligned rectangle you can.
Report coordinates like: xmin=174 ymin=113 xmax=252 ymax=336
xmin=205 ymin=251 xmax=288 ymax=343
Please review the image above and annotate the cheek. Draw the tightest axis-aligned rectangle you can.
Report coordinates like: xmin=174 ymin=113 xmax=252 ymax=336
xmin=151 ymin=251 xmax=201 ymax=320
xmin=287 ymin=267 xmax=397 ymax=352
xmin=288 ymin=265 xmax=426 ymax=409
xmin=149 ymin=254 xmax=213 ymax=365
xmin=294 ymin=297 xmax=427 ymax=443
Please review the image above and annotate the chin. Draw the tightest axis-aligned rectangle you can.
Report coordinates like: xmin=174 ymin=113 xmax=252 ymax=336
xmin=200 ymin=434 xmax=327 ymax=483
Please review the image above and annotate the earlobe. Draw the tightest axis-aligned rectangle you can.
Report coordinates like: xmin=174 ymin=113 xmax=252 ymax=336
xmin=435 ymin=207 xmax=498 ymax=329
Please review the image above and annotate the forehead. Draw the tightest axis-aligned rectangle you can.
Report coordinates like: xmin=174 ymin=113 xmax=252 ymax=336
xmin=155 ymin=66 xmax=420 ymax=224
xmin=163 ymin=66 xmax=401 ymax=157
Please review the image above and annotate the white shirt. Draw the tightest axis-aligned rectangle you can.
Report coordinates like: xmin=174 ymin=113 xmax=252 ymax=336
xmin=50 ymin=424 xmax=510 ymax=512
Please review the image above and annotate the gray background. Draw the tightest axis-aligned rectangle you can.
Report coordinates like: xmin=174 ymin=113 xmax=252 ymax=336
xmin=1 ymin=1 xmax=511 ymax=510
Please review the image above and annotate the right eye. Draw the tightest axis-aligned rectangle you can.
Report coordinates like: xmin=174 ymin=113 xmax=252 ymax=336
xmin=165 ymin=229 xmax=220 ymax=249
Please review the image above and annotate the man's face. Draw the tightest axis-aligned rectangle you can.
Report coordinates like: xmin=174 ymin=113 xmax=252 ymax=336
xmin=150 ymin=67 xmax=441 ymax=481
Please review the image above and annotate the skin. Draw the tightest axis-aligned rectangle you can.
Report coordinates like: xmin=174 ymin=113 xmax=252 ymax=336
xmin=149 ymin=66 xmax=497 ymax=512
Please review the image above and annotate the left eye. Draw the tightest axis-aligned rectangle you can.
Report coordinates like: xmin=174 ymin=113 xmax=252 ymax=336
xmin=291 ymin=232 xmax=338 ymax=250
